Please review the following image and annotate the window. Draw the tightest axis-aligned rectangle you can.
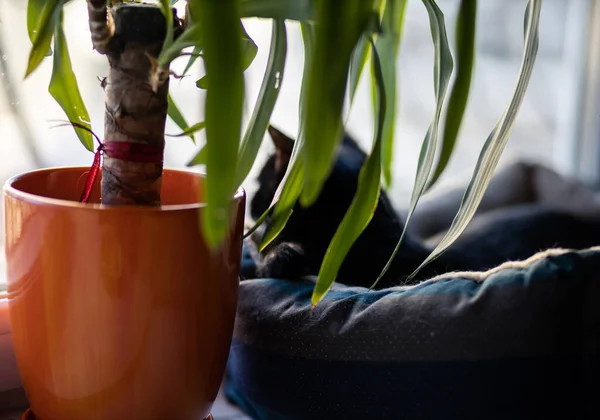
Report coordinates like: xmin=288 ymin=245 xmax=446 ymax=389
xmin=0 ymin=0 xmax=596 ymax=290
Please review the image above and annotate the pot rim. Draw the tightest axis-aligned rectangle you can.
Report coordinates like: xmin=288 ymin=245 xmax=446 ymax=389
xmin=3 ymin=166 xmax=245 ymax=213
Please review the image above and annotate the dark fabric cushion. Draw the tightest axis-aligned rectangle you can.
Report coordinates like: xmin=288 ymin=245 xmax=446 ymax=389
xmin=227 ymin=245 xmax=600 ymax=420
xmin=409 ymin=161 xmax=600 ymax=242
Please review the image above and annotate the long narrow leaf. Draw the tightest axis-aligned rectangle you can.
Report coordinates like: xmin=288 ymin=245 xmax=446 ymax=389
xmin=312 ymin=38 xmax=386 ymax=306
xmin=348 ymin=34 xmax=371 ymax=106
xmin=348 ymin=0 xmax=383 ymax=117
xmin=374 ymin=0 xmax=407 ymax=186
xmin=243 ymin=207 xmax=270 ymax=239
xmin=195 ymin=30 xmax=258 ymax=89
xmin=157 ymin=23 xmax=202 ymax=68
xmin=195 ymin=0 xmax=244 ymax=248
xmin=158 ymin=0 xmax=174 ymax=53
xmin=372 ymin=0 xmax=454 ymax=288
xmin=236 ymin=20 xmax=287 ymax=186
xmin=167 ymin=93 xmax=196 ymax=142
xmin=48 ymin=10 xmax=93 ymax=151
xmin=409 ymin=0 xmax=541 ymax=278
xmin=240 ymin=0 xmax=315 ymax=21
xmin=27 ymin=0 xmax=54 ymax=57
xmin=257 ymin=23 xmax=314 ymax=250
xmin=187 ymin=144 xmax=207 ymax=166
xmin=301 ymin=0 xmax=376 ymax=207
xmin=25 ymin=0 xmax=62 ymax=77
xmin=184 ymin=16 xmax=286 ymax=175
xmin=427 ymin=0 xmax=477 ymax=188
xmin=167 ymin=121 xmax=206 ymax=138
xmin=241 ymin=21 xmax=259 ymax=68
xmin=181 ymin=45 xmax=202 ymax=77
xmin=27 ymin=0 xmax=46 ymax=43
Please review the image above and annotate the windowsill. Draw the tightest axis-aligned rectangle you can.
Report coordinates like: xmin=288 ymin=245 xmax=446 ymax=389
xmin=0 ymin=297 xmax=21 ymax=394
xmin=0 ymin=296 xmax=19 ymax=395
xmin=0 ymin=387 xmax=28 ymax=416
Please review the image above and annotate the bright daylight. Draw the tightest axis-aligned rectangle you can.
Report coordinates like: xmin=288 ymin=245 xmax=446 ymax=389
xmin=0 ymin=1 xmax=598 ymax=419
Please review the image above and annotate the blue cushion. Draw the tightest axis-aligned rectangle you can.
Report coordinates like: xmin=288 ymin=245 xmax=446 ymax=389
xmin=227 ymin=246 xmax=600 ymax=419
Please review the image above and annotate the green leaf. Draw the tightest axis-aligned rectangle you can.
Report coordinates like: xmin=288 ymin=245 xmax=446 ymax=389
xmin=348 ymin=34 xmax=371 ymax=107
xmin=26 ymin=0 xmax=54 ymax=57
xmin=195 ymin=29 xmax=258 ymax=90
xmin=195 ymin=77 xmax=207 ymax=89
xmin=312 ymin=38 xmax=386 ymax=306
xmin=374 ymin=0 xmax=407 ymax=186
xmin=181 ymin=45 xmax=202 ymax=77
xmin=240 ymin=0 xmax=315 ymax=21
xmin=257 ymin=23 xmax=314 ymax=251
xmin=235 ymin=20 xmax=287 ymax=186
xmin=240 ymin=23 xmax=259 ymax=68
xmin=408 ymin=0 xmax=541 ymax=279
xmin=158 ymin=0 xmax=175 ymax=54
xmin=48 ymin=10 xmax=93 ymax=151
xmin=372 ymin=0 xmax=454 ymax=288
xmin=427 ymin=0 xmax=477 ymax=189
xmin=348 ymin=0 xmax=383 ymax=115
xmin=257 ymin=169 xmax=297 ymax=250
xmin=157 ymin=22 xmax=202 ymax=69
xmin=195 ymin=0 xmax=245 ymax=249
xmin=300 ymin=0 xmax=377 ymax=207
xmin=167 ymin=121 xmax=206 ymax=139
xmin=167 ymin=93 xmax=196 ymax=142
xmin=186 ymin=0 xmax=199 ymax=24
xmin=27 ymin=0 xmax=45 ymax=43
xmin=25 ymin=0 xmax=63 ymax=77
xmin=187 ymin=144 xmax=207 ymax=166
xmin=243 ymin=207 xmax=270 ymax=239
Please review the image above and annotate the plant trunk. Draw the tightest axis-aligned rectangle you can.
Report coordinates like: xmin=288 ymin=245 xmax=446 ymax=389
xmin=101 ymin=3 xmax=177 ymax=206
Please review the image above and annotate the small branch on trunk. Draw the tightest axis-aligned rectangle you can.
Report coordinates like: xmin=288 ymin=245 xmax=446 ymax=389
xmin=87 ymin=0 xmax=114 ymax=55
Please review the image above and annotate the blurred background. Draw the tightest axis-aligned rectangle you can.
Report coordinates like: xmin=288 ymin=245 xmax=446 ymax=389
xmin=1 ymin=0 xmax=599 ymax=287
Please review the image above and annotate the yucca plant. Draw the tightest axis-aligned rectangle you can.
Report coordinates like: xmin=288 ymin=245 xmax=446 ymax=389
xmin=24 ymin=0 xmax=541 ymax=305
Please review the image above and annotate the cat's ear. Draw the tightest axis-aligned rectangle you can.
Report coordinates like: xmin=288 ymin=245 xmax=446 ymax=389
xmin=268 ymin=125 xmax=294 ymax=174
xmin=268 ymin=125 xmax=294 ymax=154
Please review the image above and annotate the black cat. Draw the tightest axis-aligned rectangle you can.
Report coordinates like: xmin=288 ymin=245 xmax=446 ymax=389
xmin=250 ymin=126 xmax=600 ymax=289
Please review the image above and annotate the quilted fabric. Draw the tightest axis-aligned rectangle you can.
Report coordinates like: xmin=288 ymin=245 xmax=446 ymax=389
xmin=226 ymin=246 xmax=600 ymax=420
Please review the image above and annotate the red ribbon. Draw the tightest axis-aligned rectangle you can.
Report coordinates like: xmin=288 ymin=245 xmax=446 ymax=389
xmin=80 ymin=141 xmax=164 ymax=203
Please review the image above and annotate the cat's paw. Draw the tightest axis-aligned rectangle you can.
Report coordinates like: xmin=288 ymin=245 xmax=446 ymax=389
xmin=258 ymin=242 xmax=310 ymax=280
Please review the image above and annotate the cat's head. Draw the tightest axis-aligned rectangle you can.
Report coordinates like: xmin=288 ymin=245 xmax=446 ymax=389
xmin=250 ymin=126 xmax=368 ymax=223
xmin=250 ymin=125 xmax=385 ymax=267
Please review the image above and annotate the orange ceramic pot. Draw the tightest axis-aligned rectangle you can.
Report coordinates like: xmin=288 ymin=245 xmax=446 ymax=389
xmin=3 ymin=167 xmax=245 ymax=420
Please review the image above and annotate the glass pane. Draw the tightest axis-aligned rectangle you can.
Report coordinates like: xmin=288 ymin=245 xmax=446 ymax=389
xmin=0 ymin=0 xmax=584 ymax=288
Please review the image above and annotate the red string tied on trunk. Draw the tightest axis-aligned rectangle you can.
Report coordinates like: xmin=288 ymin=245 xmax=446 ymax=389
xmin=80 ymin=141 xmax=164 ymax=203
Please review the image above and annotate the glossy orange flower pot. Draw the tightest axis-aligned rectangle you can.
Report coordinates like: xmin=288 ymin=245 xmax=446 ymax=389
xmin=3 ymin=167 xmax=245 ymax=420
